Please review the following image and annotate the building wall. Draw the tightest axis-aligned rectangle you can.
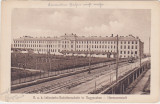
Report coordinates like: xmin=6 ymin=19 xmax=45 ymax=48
xmin=12 ymin=34 xmax=143 ymax=58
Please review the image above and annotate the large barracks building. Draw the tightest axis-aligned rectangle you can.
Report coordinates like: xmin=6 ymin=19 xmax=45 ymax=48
xmin=12 ymin=34 xmax=144 ymax=58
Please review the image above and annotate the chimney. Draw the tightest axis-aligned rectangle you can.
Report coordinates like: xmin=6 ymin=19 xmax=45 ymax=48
xmin=111 ymin=34 xmax=113 ymax=37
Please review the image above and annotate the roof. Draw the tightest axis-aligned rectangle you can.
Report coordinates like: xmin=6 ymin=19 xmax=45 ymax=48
xmin=14 ymin=36 xmax=61 ymax=41
xmin=13 ymin=34 xmax=140 ymax=41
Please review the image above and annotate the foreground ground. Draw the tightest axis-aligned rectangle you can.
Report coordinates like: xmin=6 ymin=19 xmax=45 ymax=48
xmin=12 ymin=57 xmax=150 ymax=94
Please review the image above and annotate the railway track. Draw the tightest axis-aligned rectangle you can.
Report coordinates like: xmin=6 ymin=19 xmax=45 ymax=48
xmin=11 ymin=59 xmax=127 ymax=86
xmin=24 ymin=61 xmax=130 ymax=94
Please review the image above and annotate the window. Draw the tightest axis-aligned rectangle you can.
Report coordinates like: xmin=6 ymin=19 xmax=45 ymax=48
xmin=124 ymin=41 xmax=126 ymax=44
xmin=131 ymin=51 xmax=133 ymax=54
xmin=135 ymin=46 xmax=137 ymax=49
xmin=124 ymin=46 xmax=126 ymax=49
xmin=120 ymin=51 xmax=122 ymax=54
xmin=135 ymin=51 xmax=137 ymax=54
xmin=128 ymin=51 xmax=130 ymax=54
xmin=132 ymin=41 xmax=134 ymax=44
xmin=132 ymin=46 xmax=134 ymax=49
xmin=121 ymin=41 xmax=123 ymax=44
xmin=124 ymin=51 xmax=126 ymax=54
xmin=135 ymin=41 xmax=137 ymax=44
xmin=121 ymin=45 xmax=122 ymax=49
xmin=128 ymin=41 xmax=130 ymax=44
xmin=128 ymin=46 xmax=130 ymax=49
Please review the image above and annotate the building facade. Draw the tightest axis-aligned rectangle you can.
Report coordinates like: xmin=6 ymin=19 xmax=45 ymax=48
xmin=12 ymin=34 xmax=144 ymax=58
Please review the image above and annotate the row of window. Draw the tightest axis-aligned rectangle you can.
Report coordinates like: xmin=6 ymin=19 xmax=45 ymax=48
xmin=75 ymin=49 xmax=116 ymax=53
xmin=14 ymin=40 xmax=60 ymax=44
xmin=76 ymin=40 xmax=138 ymax=44
xmin=76 ymin=45 xmax=138 ymax=49
xmin=14 ymin=44 xmax=58 ymax=48
xmin=34 ymin=49 xmax=60 ymax=53
xmin=62 ymin=41 xmax=74 ymax=44
xmin=61 ymin=45 xmax=74 ymax=48
xmin=14 ymin=43 xmax=138 ymax=50
xmin=14 ymin=40 xmax=138 ymax=45
xmin=121 ymin=45 xmax=138 ymax=49
xmin=120 ymin=51 xmax=137 ymax=54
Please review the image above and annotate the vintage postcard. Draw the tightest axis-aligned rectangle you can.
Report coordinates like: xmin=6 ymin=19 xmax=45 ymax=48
xmin=0 ymin=0 xmax=160 ymax=103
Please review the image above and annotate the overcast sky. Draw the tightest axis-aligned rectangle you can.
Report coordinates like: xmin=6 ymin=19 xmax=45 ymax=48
xmin=12 ymin=8 xmax=151 ymax=53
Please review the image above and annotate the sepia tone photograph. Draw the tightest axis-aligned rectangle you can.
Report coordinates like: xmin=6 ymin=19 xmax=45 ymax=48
xmin=10 ymin=8 xmax=151 ymax=94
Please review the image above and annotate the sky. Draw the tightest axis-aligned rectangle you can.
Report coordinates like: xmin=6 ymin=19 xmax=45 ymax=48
xmin=12 ymin=8 xmax=151 ymax=53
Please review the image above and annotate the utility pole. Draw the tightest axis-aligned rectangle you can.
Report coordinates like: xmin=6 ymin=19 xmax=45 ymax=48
xmin=50 ymin=58 xmax=51 ymax=76
xmin=36 ymin=58 xmax=37 ymax=70
xmin=139 ymin=39 xmax=142 ymax=67
xmin=88 ymin=47 xmax=91 ymax=74
xmin=149 ymin=37 xmax=150 ymax=57
xmin=23 ymin=38 xmax=26 ymax=70
xmin=116 ymin=35 xmax=119 ymax=82
xmin=75 ymin=34 xmax=77 ymax=51
xmin=95 ymin=81 xmax=96 ymax=90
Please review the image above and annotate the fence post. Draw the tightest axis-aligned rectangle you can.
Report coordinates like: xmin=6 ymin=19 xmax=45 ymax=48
xmin=43 ymin=68 xmax=46 ymax=78
xmin=31 ymin=72 xmax=32 ymax=81
xmin=24 ymin=72 xmax=26 ymax=83
xmin=19 ymin=72 xmax=21 ymax=84
xmin=40 ymin=70 xmax=41 ymax=79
